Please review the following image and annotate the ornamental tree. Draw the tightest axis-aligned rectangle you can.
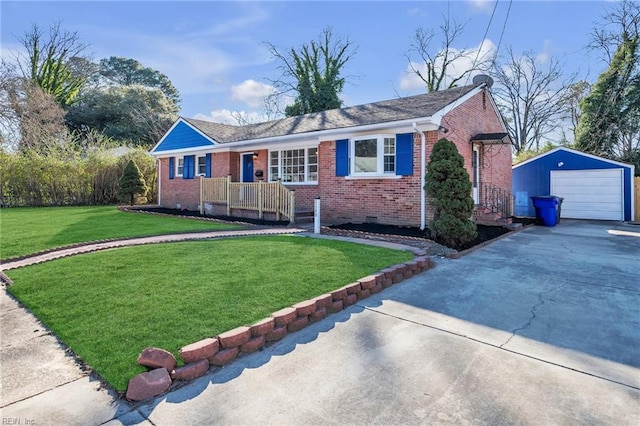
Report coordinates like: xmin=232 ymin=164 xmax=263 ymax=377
xmin=424 ymin=138 xmax=477 ymax=248
xmin=118 ymin=159 xmax=147 ymax=205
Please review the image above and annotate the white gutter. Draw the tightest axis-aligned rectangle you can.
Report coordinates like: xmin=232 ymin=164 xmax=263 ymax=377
xmin=413 ymin=122 xmax=426 ymax=230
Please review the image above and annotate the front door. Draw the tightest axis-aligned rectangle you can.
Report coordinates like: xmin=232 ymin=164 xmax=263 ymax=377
xmin=242 ymin=153 xmax=254 ymax=183
xmin=472 ymin=146 xmax=480 ymax=204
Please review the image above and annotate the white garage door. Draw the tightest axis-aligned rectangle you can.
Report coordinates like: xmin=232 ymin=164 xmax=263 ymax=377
xmin=550 ymin=169 xmax=624 ymax=220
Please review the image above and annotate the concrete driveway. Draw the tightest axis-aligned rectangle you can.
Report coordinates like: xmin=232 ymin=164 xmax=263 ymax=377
xmin=2 ymin=220 xmax=639 ymax=425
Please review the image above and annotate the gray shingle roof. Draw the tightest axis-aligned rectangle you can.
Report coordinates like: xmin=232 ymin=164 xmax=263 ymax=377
xmin=183 ymin=84 xmax=478 ymax=143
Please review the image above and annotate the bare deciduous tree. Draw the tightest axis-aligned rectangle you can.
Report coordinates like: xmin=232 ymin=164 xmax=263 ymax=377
xmin=589 ymin=0 xmax=639 ymax=64
xmin=491 ymin=48 xmax=575 ymax=154
xmin=407 ymin=16 xmax=492 ymax=92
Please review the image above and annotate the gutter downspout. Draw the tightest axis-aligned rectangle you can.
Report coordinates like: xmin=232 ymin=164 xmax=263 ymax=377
xmin=413 ymin=122 xmax=426 ymax=230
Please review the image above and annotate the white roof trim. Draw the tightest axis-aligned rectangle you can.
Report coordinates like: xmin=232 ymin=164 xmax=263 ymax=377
xmin=512 ymin=146 xmax=635 ymax=170
xmin=150 ymin=118 xmax=218 ymax=154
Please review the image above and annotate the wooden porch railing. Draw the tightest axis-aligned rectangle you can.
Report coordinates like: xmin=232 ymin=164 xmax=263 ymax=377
xmin=200 ymin=176 xmax=296 ymax=222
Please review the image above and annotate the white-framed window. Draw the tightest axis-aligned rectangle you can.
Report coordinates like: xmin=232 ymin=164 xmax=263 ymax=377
xmin=197 ymin=155 xmax=207 ymax=176
xmin=269 ymin=147 xmax=318 ymax=184
xmin=351 ymin=135 xmax=396 ymax=176
xmin=176 ymin=157 xmax=184 ymax=177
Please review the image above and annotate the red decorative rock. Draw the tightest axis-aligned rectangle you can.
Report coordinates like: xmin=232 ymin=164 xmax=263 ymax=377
xmin=331 ymin=288 xmax=347 ymax=301
xmin=137 ymin=347 xmax=176 ymax=371
xmin=287 ymin=316 xmax=309 ymax=332
xmin=358 ymin=276 xmax=377 ymax=290
xmin=218 ymin=326 xmax=251 ymax=349
xmin=126 ymin=368 xmax=172 ymax=401
xmin=310 ymin=307 xmax=327 ymax=323
xmin=326 ymin=299 xmax=344 ymax=313
xmin=313 ymin=293 xmax=333 ymax=309
xmin=170 ymin=359 xmax=209 ymax=381
xmin=240 ymin=335 xmax=266 ymax=353
xmin=250 ymin=318 xmax=275 ymax=337
xmin=344 ymin=282 xmax=361 ymax=295
xmin=293 ymin=300 xmax=317 ymax=316
xmin=357 ymin=289 xmax=371 ymax=300
xmin=271 ymin=307 xmax=298 ymax=326
xmin=179 ymin=338 xmax=219 ymax=364
xmin=343 ymin=294 xmax=357 ymax=307
xmin=265 ymin=325 xmax=287 ymax=342
xmin=208 ymin=347 xmax=239 ymax=366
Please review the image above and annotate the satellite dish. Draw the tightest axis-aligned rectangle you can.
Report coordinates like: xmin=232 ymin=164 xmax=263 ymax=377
xmin=472 ymin=74 xmax=494 ymax=88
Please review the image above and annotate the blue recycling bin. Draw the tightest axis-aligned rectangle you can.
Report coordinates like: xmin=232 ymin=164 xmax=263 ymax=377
xmin=531 ymin=196 xmax=562 ymax=226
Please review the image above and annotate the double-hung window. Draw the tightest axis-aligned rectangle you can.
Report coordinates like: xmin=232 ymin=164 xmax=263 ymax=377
xmin=176 ymin=158 xmax=185 ymax=177
xmin=269 ymin=147 xmax=318 ymax=184
xmin=196 ymin=155 xmax=207 ymax=176
xmin=351 ymin=135 xmax=396 ymax=176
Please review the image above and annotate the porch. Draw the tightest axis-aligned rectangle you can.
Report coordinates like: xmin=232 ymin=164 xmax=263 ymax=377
xmin=200 ymin=176 xmax=297 ymax=223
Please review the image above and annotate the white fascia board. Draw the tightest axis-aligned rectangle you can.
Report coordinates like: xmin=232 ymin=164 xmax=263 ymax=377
xmin=152 ymin=146 xmax=216 ymax=158
xmin=512 ymin=146 xmax=636 ymax=170
xmin=149 ymin=117 xmax=218 ymax=154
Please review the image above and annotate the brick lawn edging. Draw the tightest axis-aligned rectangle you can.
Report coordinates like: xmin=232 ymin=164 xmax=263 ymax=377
xmin=126 ymin=255 xmax=434 ymax=401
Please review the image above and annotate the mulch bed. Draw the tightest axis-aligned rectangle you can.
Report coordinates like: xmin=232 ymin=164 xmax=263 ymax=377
xmin=327 ymin=222 xmax=510 ymax=251
xmin=130 ymin=207 xmax=513 ymax=256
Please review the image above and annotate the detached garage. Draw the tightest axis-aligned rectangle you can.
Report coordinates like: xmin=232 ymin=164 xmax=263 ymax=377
xmin=513 ymin=147 xmax=635 ymax=221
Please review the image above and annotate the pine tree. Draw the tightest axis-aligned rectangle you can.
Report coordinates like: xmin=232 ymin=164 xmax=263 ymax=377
xmin=425 ymin=138 xmax=477 ymax=248
xmin=575 ymin=33 xmax=639 ymax=157
xmin=118 ymin=160 xmax=147 ymax=205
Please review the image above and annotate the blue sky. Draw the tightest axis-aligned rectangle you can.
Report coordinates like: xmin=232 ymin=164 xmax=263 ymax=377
xmin=1 ymin=1 xmax=614 ymax=123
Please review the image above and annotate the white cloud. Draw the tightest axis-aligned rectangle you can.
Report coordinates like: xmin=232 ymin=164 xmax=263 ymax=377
xmin=194 ymin=109 xmax=272 ymax=126
xmin=399 ymin=39 xmax=496 ymax=91
xmin=467 ymin=0 xmax=496 ymax=13
xmin=230 ymin=79 xmax=276 ymax=108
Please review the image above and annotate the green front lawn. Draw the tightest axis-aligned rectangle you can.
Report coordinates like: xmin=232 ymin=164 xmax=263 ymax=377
xmin=6 ymin=236 xmax=412 ymax=391
xmin=0 ymin=206 xmax=241 ymax=259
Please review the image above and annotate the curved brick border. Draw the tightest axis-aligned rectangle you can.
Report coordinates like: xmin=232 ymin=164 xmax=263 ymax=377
xmin=126 ymin=256 xmax=434 ymax=401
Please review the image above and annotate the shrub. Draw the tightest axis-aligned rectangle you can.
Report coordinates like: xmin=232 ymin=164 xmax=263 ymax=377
xmin=424 ymin=138 xmax=477 ymax=248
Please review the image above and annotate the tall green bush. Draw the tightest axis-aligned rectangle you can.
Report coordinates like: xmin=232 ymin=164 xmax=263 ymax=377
xmin=0 ymin=147 xmax=156 ymax=207
xmin=424 ymin=138 xmax=477 ymax=248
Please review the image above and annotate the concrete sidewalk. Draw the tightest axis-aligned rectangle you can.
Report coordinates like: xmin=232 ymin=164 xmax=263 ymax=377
xmin=2 ymin=221 xmax=639 ymax=425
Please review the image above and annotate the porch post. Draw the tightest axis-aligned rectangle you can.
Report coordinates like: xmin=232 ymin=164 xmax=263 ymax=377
xmin=226 ymin=175 xmax=232 ymax=216
xmin=258 ymin=180 xmax=263 ymax=219
xmin=199 ymin=176 xmax=204 ymax=215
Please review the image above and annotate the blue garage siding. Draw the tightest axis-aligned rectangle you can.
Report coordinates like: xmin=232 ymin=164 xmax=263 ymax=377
xmin=513 ymin=148 xmax=633 ymax=220
xmin=153 ymin=121 xmax=215 ymax=153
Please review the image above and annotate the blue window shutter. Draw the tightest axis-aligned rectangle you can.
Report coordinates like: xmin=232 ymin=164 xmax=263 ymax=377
xmin=185 ymin=155 xmax=195 ymax=179
xmin=396 ymin=133 xmax=414 ymax=176
xmin=205 ymin=153 xmax=212 ymax=178
xmin=169 ymin=157 xmax=175 ymax=180
xmin=336 ymin=139 xmax=349 ymax=176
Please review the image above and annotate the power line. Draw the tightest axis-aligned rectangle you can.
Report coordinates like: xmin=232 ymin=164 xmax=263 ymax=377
xmin=465 ymin=0 xmax=500 ymax=85
xmin=493 ymin=0 xmax=513 ymax=66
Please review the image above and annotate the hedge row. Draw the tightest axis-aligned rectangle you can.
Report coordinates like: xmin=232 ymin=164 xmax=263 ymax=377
xmin=0 ymin=149 xmax=156 ymax=207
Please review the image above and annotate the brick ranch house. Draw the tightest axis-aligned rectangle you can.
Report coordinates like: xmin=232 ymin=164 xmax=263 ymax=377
xmin=150 ymin=82 xmax=513 ymax=228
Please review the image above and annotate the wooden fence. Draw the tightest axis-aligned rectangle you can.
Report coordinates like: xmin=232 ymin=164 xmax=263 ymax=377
xmin=200 ymin=176 xmax=296 ymax=222
xmin=635 ymin=176 xmax=640 ymax=222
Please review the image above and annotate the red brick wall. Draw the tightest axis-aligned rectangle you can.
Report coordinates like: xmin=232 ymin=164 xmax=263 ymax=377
xmin=439 ymin=89 xmax=512 ymax=192
xmin=158 ymin=157 xmax=200 ymax=210
xmin=315 ymin=135 xmax=426 ymax=226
